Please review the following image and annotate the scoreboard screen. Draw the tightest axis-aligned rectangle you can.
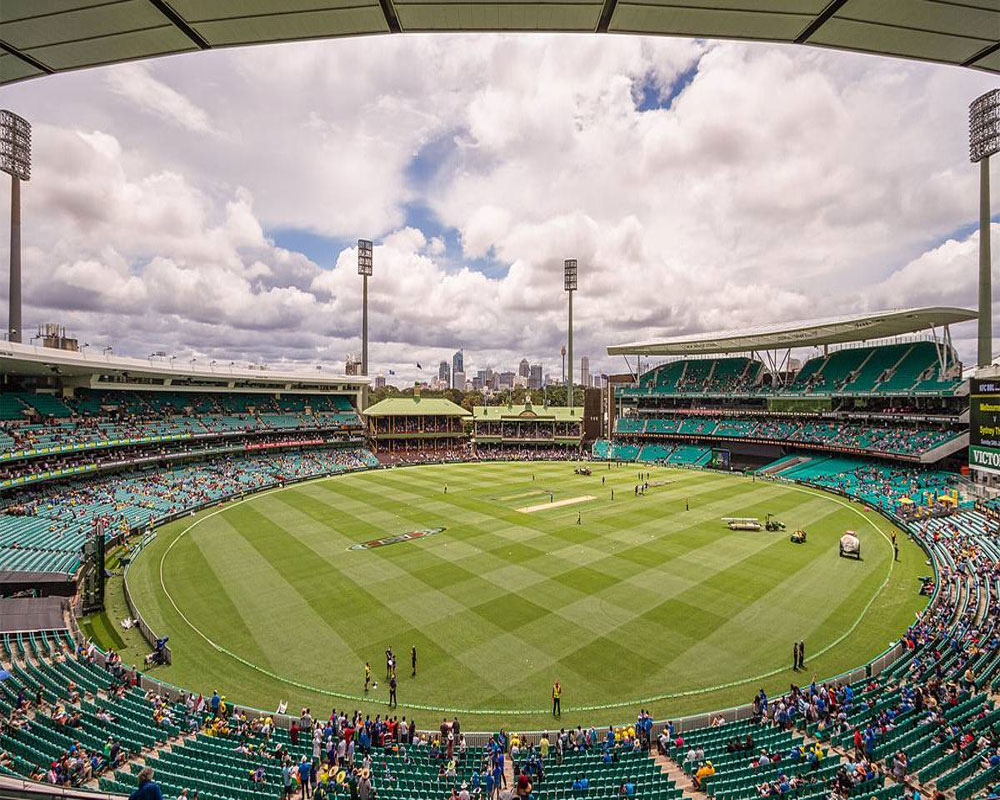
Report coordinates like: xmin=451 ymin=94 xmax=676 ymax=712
xmin=970 ymin=379 xmax=1000 ymax=472
xmin=710 ymin=448 xmax=731 ymax=470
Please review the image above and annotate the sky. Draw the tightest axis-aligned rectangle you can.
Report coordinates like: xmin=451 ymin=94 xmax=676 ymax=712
xmin=0 ymin=34 xmax=997 ymax=386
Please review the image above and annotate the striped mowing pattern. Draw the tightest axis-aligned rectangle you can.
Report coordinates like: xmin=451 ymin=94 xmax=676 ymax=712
xmin=125 ymin=461 xmax=925 ymax=730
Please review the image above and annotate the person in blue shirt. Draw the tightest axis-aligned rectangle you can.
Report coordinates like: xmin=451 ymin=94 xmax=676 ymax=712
xmin=298 ymin=757 xmax=312 ymax=798
xmin=623 ymin=778 xmax=636 ymax=797
xmin=210 ymin=691 xmax=220 ymax=717
xmin=129 ymin=767 xmax=163 ymax=800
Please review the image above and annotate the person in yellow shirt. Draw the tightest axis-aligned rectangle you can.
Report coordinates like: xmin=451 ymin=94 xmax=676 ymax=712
xmin=694 ymin=761 xmax=715 ymax=789
xmin=552 ymin=680 xmax=562 ymax=717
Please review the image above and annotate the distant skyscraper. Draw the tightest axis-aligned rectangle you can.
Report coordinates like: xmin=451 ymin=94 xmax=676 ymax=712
xmin=374 ymin=373 xmax=386 ymax=389
xmin=453 ymin=371 xmax=466 ymax=391
xmin=345 ymin=354 xmax=361 ymax=376
xmin=518 ymin=358 xmax=530 ymax=378
xmin=529 ymin=364 xmax=543 ymax=390
xmin=580 ymin=356 xmax=590 ymax=388
xmin=439 ymin=360 xmax=451 ymax=385
xmin=499 ymin=371 xmax=515 ymax=389
xmin=452 ymin=349 xmax=464 ymax=387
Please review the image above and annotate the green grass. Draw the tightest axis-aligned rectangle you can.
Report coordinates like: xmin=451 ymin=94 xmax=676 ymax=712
xmin=122 ymin=461 xmax=927 ymax=730
xmin=81 ymin=610 xmax=126 ymax=652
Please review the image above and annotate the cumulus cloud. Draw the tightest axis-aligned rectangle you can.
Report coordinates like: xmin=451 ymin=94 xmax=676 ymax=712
xmin=0 ymin=34 xmax=995 ymax=384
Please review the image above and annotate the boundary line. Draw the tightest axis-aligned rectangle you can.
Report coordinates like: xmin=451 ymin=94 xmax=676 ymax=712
xmin=149 ymin=470 xmax=905 ymax=716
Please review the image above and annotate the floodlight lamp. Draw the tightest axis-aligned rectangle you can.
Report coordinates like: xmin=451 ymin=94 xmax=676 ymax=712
xmin=0 ymin=110 xmax=31 ymax=181
xmin=358 ymin=239 xmax=373 ymax=276
xmin=564 ymin=259 xmax=578 ymax=292
xmin=970 ymin=89 xmax=1000 ymax=163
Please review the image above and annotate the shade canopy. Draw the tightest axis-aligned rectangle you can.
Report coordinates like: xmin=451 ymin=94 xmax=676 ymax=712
xmin=2 ymin=1 xmax=997 ymax=85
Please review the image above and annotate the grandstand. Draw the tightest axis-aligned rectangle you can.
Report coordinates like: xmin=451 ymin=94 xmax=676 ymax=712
xmin=3 ymin=308 xmax=1000 ymax=800
xmin=362 ymin=394 xmax=471 ymax=459
xmin=471 ymin=400 xmax=583 ymax=455
xmin=3 ymin=4 xmax=1000 ymax=793
xmin=0 ymin=345 xmax=369 ymax=587
xmin=602 ymin=308 xmax=973 ymax=470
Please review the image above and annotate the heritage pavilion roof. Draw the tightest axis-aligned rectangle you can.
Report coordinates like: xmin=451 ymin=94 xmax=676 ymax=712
xmin=362 ymin=396 xmax=471 ymax=417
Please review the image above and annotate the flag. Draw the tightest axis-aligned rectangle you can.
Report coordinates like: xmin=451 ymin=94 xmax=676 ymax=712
xmin=416 ymin=363 xmax=422 ymax=370
xmin=388 ymin=370 xmax=395 ymax=375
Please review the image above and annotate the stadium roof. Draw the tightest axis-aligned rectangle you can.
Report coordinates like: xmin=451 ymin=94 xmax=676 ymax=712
xmin=472 ymin=403 xmax=582 ymax=421
xmin=1 ymin=1 xmax=997 ymax=85
xmin=606 ymin=306 xmax=978 ymax=357
xmin=362 ymin=396 xmax=471 ymax=417
xmin=0 ymin=339 xmax=368 ymax=391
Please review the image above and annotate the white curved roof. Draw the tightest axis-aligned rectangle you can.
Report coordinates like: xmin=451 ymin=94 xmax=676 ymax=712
xmin=606 ymin=306 xmax=977 ymax=356
xmin=1 ymin=0 xmax=997 ymax=85
xmin=0 ymin=339 xmax=368 ymax=391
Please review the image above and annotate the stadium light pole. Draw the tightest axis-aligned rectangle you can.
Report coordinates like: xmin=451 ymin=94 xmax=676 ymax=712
xmin=358 ymin=239 xmax=373 ymax=376
xmin=564 ymin=259 xmax=577 ymax=410
xmin=0 ymin=110 xmax=31 ymax=344
xmin=970 ymin=89 xmax=1000 ymax=368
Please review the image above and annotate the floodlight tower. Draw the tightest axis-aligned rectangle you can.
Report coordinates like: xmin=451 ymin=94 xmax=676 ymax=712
xmin=0 ymin=111 xmax=31 ymax=344
xmin=564 ymin=259 xmax=577 ymax=410
xmin=970 ymin=89 xmax=1000 ymax=368
xmin=358 ymin=239 xmax=373 ymax=376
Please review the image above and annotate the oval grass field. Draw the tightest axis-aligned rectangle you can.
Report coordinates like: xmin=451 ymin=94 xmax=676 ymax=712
xmin=124 ymin=461 xmax=928 ymax=730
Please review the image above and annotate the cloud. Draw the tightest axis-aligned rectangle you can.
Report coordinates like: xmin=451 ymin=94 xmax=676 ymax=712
xmin=105 ymin=64 xmax=215 ymax=134
xmin=868 ymin=223 xmax=997 ymax=311
xmin=0 ymin=35 xmax=995 ymax=385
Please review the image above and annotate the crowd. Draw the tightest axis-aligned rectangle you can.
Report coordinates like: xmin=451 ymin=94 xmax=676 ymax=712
xmin=665 ymin=509 xmax=1000 ymax=800
xmin=614 ymin=415 xmax=961 ymax=458
xmin=0 ymin=390 xmax=360 ymax=457
xmin=0 ymin=448 xmax=378 ymax=574
xmin=474 ymin=445 xmax=584 ymax=462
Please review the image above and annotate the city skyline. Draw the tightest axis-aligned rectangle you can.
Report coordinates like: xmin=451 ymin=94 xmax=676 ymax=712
xmin=369 ymin=350 xmax=602 ymax=392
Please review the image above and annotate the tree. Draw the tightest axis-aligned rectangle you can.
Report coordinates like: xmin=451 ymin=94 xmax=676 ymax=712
xmin=369 ymin=384 xmax=402 ymax=404
xmin=460 ymin=391 xmax=483 ymax=412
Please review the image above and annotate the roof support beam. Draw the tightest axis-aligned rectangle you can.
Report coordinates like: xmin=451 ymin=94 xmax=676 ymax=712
xmin=0 ymin=39 xmax=53 ymax=75
xmin=963 ymin=42 xmax=1000 ymax=68
xmin=794 ymin=0 xmax=847 ymax=44
xmin=596 ymin=0 xmax=618 ymax=33
xmin=378 ymin=0 xmax=403 ymax=34
xmin=147 ymin=0 xmax=211 ymax=50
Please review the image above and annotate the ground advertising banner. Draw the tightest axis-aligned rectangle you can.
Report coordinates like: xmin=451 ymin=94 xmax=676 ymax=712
xmin=970 ymin=378 xmax=1000 ymax=473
